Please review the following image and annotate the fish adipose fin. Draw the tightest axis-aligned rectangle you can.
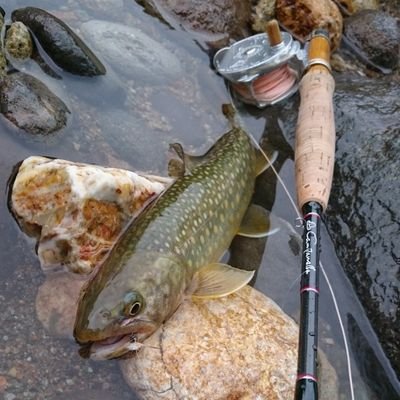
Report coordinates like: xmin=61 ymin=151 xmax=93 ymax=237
xmin=192 ymin=263 xmax=254 ymax=298
xmin=168 ymin=143 xmax=206 ymax=177
xmin=237 ymin=204 xmax=274 ymax=238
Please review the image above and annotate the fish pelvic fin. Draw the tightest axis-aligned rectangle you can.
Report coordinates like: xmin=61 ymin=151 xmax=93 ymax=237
xmin=237 ymin=204 xmax=277 ymax=238
xmin=191 ymin=263 xmax=254 ymax=299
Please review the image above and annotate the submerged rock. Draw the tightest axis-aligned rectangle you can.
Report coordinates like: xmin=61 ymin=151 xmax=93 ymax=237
xmin=276 ymin=0 xmax=343 ymax=50
xmin=120 ymin=285 xmax=338 ymax=399
xmin=0 ymin=72 xmax=69 ymax=135
xmin=5 ymin=21 xmax=33 ymax=60
xmin=11 ymin=7 xmax=106 ymax=76
xmin=11 ymin=156 xmax=168 ymax=274
xmin=343 ymin=10 xmax=400 ymax=71
xmin=79 ymin=20 xmax=183 ymax=83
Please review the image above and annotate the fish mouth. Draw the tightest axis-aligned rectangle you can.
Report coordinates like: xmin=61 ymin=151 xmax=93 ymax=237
xmin=76 ymin=319 xmax=158 ymax=360
xmin=80 ymin=334 xmax=143 ymax=360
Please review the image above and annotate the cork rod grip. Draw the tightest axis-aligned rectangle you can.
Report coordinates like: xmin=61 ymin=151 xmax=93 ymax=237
xmin=295 ymin=68 xmax=335 ymax=211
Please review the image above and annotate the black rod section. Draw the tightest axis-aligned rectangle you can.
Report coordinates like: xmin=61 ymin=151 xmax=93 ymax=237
xmin=294 ymin=201 xmax=322 ymax=400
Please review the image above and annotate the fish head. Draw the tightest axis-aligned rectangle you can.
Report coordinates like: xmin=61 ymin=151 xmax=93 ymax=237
xmin=74 ymin=251 xmax=190 ymax=359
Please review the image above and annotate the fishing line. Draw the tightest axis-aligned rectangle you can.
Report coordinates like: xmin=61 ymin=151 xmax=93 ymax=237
xmin=232 ymin=64 xmax=298 ymax=105
xmin=252 ymin=131 xmax=356 ymax=400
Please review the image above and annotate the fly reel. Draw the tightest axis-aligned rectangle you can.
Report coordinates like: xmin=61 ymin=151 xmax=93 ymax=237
xmin=213 ymin=20 xmax=306 ymax=108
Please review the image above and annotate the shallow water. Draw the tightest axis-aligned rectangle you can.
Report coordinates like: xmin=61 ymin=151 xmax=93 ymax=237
xmin=0 ymin=1 xmax=399 ymax=400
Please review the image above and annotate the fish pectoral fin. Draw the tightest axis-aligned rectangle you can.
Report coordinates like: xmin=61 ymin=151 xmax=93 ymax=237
xmin=237 ymin=204 xmax=276 ymax=238
xmin=192 ymin=263 xmax=254 ymax=299
xmin=255 ymin=147 xmax=278 ymax=176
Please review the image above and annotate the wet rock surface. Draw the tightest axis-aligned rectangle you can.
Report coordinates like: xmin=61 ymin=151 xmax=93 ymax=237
xmin=268 ymin=73 xmax=400 ymax=377
xmin=143 ymin=0 xmax=252 ymax=40
xmin=327 ymin=74 xmax=400 ymax=377
xmin=343 ymin=10 xmax=400 ymax=71
xmin=333 ymin=0 xmax=378 ymax=14
xmin=0 ymin=72 xmax=69 ymax=135
xmin=11 ymin=7 xmax=106 ymax=76
xmin=5 ymin=21 xmax=33 ymax=60
xmin=80 ymin=20 xmax=183 ymax=82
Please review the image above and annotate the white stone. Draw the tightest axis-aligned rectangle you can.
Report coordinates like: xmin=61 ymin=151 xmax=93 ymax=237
xmin=11 ymin=156 xmax=168 ymax=274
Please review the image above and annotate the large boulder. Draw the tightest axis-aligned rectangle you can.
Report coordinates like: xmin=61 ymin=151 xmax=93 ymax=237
xmin=120 ymin=285 xmax=338 ymax=399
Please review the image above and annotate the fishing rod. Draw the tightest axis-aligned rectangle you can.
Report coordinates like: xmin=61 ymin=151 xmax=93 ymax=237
xmin=294 ymin=30 xmax=335 ymax=400
xmin=214 ymin=23 xmax=337 ymax=399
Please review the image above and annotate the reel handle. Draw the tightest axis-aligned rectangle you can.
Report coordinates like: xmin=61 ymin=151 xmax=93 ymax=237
xmin=295 ymin=33 xmax=335 ymax=211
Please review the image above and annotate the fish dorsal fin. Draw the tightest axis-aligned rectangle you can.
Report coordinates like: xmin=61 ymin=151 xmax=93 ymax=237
xmin=237 ymin=204 xmax=277 ymax=238
xmin=192 ymin=263 xmax=254 ymax=299
xmin=255 ymin=147 xmax=278 ymax=176
xmin=168 ymin=143 xmax=207 ymax=177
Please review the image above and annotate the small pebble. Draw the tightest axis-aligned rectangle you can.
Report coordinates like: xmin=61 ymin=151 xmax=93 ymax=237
xmin=4 ymin=393 xmax=16 ymax=400
xmin=66 ymin=378 xmax=74 ymax=385
xmin=8 ymin=367 xmax=18 ymax=378
xmin=0 ymin=376 xmax=8 ymax=392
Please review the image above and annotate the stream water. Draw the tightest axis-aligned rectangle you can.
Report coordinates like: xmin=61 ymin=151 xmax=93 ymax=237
xmin=0 ymin=1 xmax=399 ymax=399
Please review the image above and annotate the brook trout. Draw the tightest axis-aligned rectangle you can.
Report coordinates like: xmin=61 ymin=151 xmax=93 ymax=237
xmin=74 ymin=112 xmax=271 ymax=359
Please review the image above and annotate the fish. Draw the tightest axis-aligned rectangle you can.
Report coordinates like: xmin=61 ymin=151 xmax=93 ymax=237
xmin=73 ymin=106 xmax=272 ymax=359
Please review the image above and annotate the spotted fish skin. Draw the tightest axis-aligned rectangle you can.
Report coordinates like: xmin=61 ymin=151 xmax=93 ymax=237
xmin=74 ymin=125 xmax=258 ymax=346
xmin=125 ymin=126 xmax=257 ymax=270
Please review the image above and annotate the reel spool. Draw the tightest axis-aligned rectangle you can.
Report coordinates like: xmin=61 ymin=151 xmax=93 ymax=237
xmin=213 ymin=20 xmax=306 ymax=108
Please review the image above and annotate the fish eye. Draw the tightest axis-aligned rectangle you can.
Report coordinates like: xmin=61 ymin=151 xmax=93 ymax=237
xmin=129 ymin=302 xmax=141 ymax=316
xmin=123 ymin=291 xmax=144 ymax=317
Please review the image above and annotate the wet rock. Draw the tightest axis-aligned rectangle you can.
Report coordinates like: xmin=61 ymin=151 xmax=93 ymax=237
xmin=10 ymin=156 xmax=168 ymax=274
xmin=0 ymin=72 xmax=69 ymax=135
xmin=343 ymin=10 xmax=400 ymax=71
xmin=147 ymin=0 xmax=252 ymax=40
xmin=79 ymin=20 xmax=183 ymax=83
xmin=11 ymin=7 xmax=106 ymax=76
xmin=333 ymin=0 xmax=378 ymax=15
xmin=326 ymin=75 xmax=400 ymax=377
xmin=251 ymin=0 xmax=277 ymax=32
xmin=254 ymin=72 xmax=400 ymax=378
xmin=120 ymin=285 xmax=338 ymax=399
xmin=5 ymin=22 xmax=33 ymax=60
xmin=276 ymin=0 xmax=343 ymax=50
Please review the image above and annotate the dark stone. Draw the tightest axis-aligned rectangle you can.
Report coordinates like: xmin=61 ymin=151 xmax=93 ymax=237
xmin=325 ymin=74 xmax=400 ymax=377
xmin=0 ymin=72 xmax=70 ymax=135
xmin=141 ymin=0 xmax=252 ymax=41
xmin=344 ymin=10 xmax=400 ymax=71
xmin=11 ymin=7 xmax=106 ymax=77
